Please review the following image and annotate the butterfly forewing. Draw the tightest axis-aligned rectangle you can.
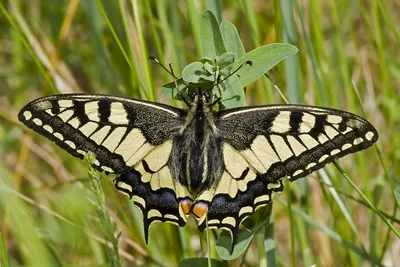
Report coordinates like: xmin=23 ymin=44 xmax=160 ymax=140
xmin=216 ymin=104 xmax=378 ymax=181
xmin=18 ymin=94 xmax=185 ymax=173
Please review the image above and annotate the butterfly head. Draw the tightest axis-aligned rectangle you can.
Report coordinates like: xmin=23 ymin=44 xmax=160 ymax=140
xmin=189 ymin=88 xmax=213 ymax=106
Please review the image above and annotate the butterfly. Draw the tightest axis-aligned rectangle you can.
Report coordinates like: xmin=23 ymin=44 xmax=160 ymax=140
xmin=18 ymin=89 xmax=378 ymax=245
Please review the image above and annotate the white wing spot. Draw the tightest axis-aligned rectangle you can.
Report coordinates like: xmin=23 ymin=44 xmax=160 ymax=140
xmin=143 ymin=141 xmax=172 ymax=172
xmin=102 ymin=127 xmax=127 ymax=152
xmin=150 ymin=171 xmax=161 ymax=191
xmin=33 ymin=118 xmax=42 ymax=126
xmin=353 ymin=137 xmax=363 ymax=145
xmin=141 ymin=172 xmax=152 ymax=183
xmin=331 ymin=149 xmax=340 ymax=156
xmin=342 ymin=143 xmax=352 ymax=150
xmin=247 ymin=135 xmax=280 ymax=171
xmin=58 ymin=100 xmax=73 ymax=108
xmin=223 ymin=143 xmax=251 ymax=178
xmin=267 ymin=182 xmax=281 ymax=190
xmin=222 ymin=217 xmax=236 ymax=226
xmin=213 ymin=172 xmax=234 ymax=197
xmin=117 ymin=182 xmax=132 ymax=192
xmin=271 ymin=111 xmax=291 ymax=133
xmin=318 ymin=134 xmax=329 ymax=144
xmin=319 ymin=154 xmax=329 ymax=163
xmin=65 ymin=140 xmax=76 ymax=149
xmin=299 ymin=134 xmax=319 ymax=149
xmin=109 ymin=102 xmax=129 ymax=124
xmin=90 ymin=126 xmax=111 ymax=144
xmin=158 ymin=166 xmax=174 ymax=189
xmin=115 ymin=128 xmax=146 ymax=161
xmin=148 ymin=209 xmax=162 ymax=218
xmin=68 ymin=117 xmax=81 ymax=128
xmin=164 ymin=214 xmax=179 ymax=221
xmin=239 ymin=206 xmax=253 ymax=217
xmin=208 ymin=219 xmax=220 ymax=225
xmin=299 ymin=113 xmax=316 ymax=133
xmin=103 ymin=166 xmax=113 ymax=173
xmin=341 ymin=127 xmax=352 ymax=134
xmin=287 ymin=136 xmax=306 ymax=156
xmin=77 ymin=150 xmax=86 ymax=156
xmin=132 ymin=196 xmax=146 ymax=207
xmin=326 ymin=115 xmax=343 ymax=124
xmin=324 ymin=125 xmax=339 ymax=139
xmin=85 ymin=102 xmax=100 ymax=122
xmin=306 ymin=162 xmax=317 ymax=169
xmin=23 ymin=111 xmax=32 ymax=120
xmin=293 ymin=169 xmax=303 ymax=176
xmin=270 ymin=135 xmax=293 ymax=161
xmin=126 ymin=142 xmax=153 ymax=166
xmin=43 ymin=125 xmax=53 ymax=133
xmin=365 ymin=131 xmax=374 ymax=141
xmin=79 ymin=121 xmax=98 ymax=137
xmin=54 ymin=132 xmax=64 ymax=141
xmin=254 ymin=195 xmax=270 ymax=204
xmin=58 ymin=109 xmax=74 ymax=122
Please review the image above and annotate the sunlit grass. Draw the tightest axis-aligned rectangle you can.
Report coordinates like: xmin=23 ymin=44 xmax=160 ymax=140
xmin=0 ymin=1 xmax=399 ymax=266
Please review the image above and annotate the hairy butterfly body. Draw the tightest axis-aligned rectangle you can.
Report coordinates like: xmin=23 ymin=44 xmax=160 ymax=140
xmin=18 ymin=90 xmax=378 ymax=244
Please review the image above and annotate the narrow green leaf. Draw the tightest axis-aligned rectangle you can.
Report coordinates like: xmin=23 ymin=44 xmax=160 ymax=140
xmin=180 ymin=258 xmax=227 ymax=267
xmin=220 ymin=21 xmax=246 ymax=59
xmin=200 ymin=10 xmax=227 ymax=58
xmin=233 ymin=43 xmax=298 ymax=87
xmin=0 ymin=227 xmax=10 ymax=267
xmin=394 ymin=187 xmax=400 ymax=205
xmin=265 ymin=205 xmax=277 ymax=267
xmin=216 ymin=229 xmax=254 ymax=260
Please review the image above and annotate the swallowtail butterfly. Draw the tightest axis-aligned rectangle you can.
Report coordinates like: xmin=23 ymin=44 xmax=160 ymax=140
xmin=18 ymin=89 xmax=378 ymax=245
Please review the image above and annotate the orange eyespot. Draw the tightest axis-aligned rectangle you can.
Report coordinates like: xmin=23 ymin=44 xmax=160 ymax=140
xmin=180 ymin=199 xmax=192 ymax=215
xmin=192 ymin=202 xmax=208 ymax=219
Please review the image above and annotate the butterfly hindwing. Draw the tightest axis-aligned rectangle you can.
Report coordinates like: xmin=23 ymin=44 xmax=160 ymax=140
xmin=18 ymin=94 xmax=186 ymax=173
xmin=114 ymin=140 xmax=191 ymax=243
xmin=194 ymin=105 xmax=378 ymax=240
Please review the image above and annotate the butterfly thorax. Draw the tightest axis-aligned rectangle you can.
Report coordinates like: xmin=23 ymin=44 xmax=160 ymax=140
xmin=169 ymin=93 xmax=224 ymax=196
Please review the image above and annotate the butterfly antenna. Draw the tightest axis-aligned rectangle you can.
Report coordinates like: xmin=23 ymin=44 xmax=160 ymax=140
xmin=149 ymin=56 xmax=179 ymax=79
xmin=214 ymin=60 xmax=253 ymax=87
xmin=149 ymin=56 xmax=191 ymax=107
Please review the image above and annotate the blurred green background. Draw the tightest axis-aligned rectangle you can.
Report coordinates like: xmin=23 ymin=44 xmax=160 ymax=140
xmin=0 ymin=0 xmax=399 ymax=266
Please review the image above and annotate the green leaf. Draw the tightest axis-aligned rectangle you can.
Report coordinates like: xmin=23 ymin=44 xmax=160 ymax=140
xmin=233 ymin=43 xmax=298 ymax=87
xmin=160 ymin=78 xmax=187 ymax=100
xmin=180 ymin=258 xmax=227 ymax=267
xmin=216 ymin=229 xmax=254 ymax=260
xmin=220 ymin=75 xmax=244 ymax=108
xmin=200 ymin=10 xmax=227 ymax=58
xmin=182 ymin=61 xmax=207 ymax=83
xmin=242 ymin=202 xmax=273 ymax=232
xmin=216 ymin=52 xmax=235 ymax=69
xmin=395 ymin=187 xmax=400 ymax=205
xmin=220 ymin=21 xmax=246 ymax=59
